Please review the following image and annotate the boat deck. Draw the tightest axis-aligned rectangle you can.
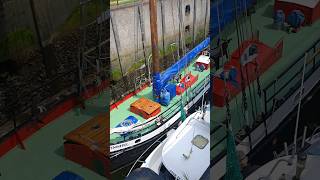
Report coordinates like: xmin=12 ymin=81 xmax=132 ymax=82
xmin=0 ymin=91 xmax=108 ymax=180
xmin=110 ymin=61 xmax=210 ymax=144
xmin=211 ymin=0 xmax=320 ymax=161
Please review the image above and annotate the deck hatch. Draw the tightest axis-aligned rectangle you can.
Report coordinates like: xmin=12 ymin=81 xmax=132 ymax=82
xmin=192 ymin=135 xmax=208 ymax=149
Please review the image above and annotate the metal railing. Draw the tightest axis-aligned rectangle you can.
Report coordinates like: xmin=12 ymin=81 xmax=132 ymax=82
xmin=263 ymin=38 xmax=320 ymax=117
xmin=210 ymin=37 xmax=320 ymax=164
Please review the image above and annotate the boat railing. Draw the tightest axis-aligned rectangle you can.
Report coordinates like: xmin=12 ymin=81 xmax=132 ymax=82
xmin=126 ymin=131 xmax=168 ymax=176
xmin=210 ymin=37 xmax=320 ymax=164
xmin=210 ymin=38 xmax=285 ymax=153
xmin=110 ymin=74 xmax=210 ymax=145
xmin=263 ymin=38 xmax=320 ymax=118
xmin=309 ymin=126 xmax=320 ymax=142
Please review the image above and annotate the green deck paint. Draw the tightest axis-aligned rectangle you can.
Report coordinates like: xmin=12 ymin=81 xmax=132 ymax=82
xmin=0 ymin=91 xmax=108 ymax=180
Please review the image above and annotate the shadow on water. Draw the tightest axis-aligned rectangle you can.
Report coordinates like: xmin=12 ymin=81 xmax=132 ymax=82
xmin=249 ymin=84 xmax=320 ymax=166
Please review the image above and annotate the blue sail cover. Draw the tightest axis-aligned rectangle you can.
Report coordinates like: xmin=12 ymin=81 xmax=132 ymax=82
xmin=152 ymin=37 xmax=211 ymax=100
xmin=210 ymin=0 xmax=254 ymax=38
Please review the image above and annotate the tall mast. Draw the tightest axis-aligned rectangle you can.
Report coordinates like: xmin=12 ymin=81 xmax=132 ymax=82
xmin=149 ymin=0 xmax=160 ymax=73
xmin=149 ymin=0 xmax=161 ymax=100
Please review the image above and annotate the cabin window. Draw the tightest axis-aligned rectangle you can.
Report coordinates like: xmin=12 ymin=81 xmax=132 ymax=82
xmin=185 ymin=5 xmax=191 ymax=15
xmin=135 ymin=139 xmax=141 ymax=143
xmin=192 ymin=135 xmax=208 ymax=149
xmin=185 ymin=25 xmax=190 ymax=33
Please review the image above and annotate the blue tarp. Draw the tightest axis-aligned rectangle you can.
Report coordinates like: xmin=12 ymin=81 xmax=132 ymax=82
xmin=53 ymin=171 xmax=84 ymax=180
xmin=210 ymin=0 xmax=254 ymax=38
xmin=115 ymin=116 xmax=139 ymax=128
xmin=152 ymin=37 xmax=211 ymax=99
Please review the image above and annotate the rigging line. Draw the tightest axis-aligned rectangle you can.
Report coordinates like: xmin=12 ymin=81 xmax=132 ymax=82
xmin=96 ymin=0 xmax=101 ymax=70
xmin=160 ymin=0 xmax=165 ymax=60
xmin=267 ymin=78 xmax=278 ymax=131
xmin=203 ymin=0 xmax=209 ymax=38
xmin=110 ymin=14 xmax=124 ymax=78
xmin=234 ymin=0 xmax=252 ymax=150
xmin=180 ymin=0 xmax=187 ymax=57
xmin=220 ymin=0 xmax=227 ymax=66
xmin=249 ymin=8 xmax=254 ymax=39
xmin=177 ymin=0 xmax=181 ymax=59
xmin=254 ymin=62 xmax=263 ymax=115
xmin=178 ymin=0 xmax=184 ymax=56
xmin=239 ymin=1 xmax=246 ymax=42
xmin=133 ymin=4 xmax=138 ymax=97
xmin=237 ymin=0 xmax=244 ymax=42
xmin=242 ymin=0 xmax=249 ymax=40
xmin=192 ymin=0 xmax=197 ymax=46
xmin=245 ymin=63 xmax=257 ymax=123
xmin=251 ymin=68 xmax=259 ymax=116
xmin=217 ymin=0 xmax=231 ymax=127
xmin=242 ymin=0 xmax=248 ymax=41
xmin=182 ymin=2 xmax=188 ymax=62
xmin=293 ymin=52 xmax=308 ymax=155
xmin=243 ymin=1 xmax=258 ymax=119
xmin=171 ymin=0 xmax=179 ymax=61
xmin=137 ymin=1 xmax=149 ymax=80
xmin=244 ymin=0 xmax=253 ymax=39
xmin=235 ymin=94 xmax=243 ymax=128
xmin=233 ymin=0 xmax=249 ymax=127
xmin=134 ymin=4 xmax=138 ymax=64
xmin=254 ymin=61 xmax=267 ymax=135
xmin=199 ymin=0 xmax=203 ymax=37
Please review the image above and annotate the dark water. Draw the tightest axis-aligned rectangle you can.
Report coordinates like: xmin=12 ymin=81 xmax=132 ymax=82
xmin=249 ymin=84 xmax=320 ymax=166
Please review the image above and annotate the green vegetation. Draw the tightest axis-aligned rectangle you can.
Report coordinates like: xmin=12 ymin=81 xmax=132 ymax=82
xmin=160 ymin=43 xmax=178 ymax=57
xmin=110 ymin=0 xmax=139 ymax=6
xmin=0 ymin=28 xmax=35 ymax=62
xmin=112 ymin=69 xmax=122 ymax=81
xmin=128 ymin=59 xmax=145 ymax=73
xmin=185 ymin=36 xmax=193 ymax=46
xmin=58 ymin=0 xmax=106 ymax=34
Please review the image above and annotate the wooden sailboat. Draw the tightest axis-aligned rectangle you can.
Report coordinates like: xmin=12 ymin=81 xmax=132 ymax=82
xmin=110 ymin=0 xmax=211 ymax=172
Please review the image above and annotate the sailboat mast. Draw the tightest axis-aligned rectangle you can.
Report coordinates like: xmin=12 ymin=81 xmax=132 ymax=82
xmin=149 ymin=0 xmax=162 ymax=101
xmin=149 ymin=0 xmax=160 ymax=73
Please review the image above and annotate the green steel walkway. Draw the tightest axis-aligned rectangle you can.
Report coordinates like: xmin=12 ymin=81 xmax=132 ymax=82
xmin=211 ymin=0 xmax=320 ymax=160
xmin=0 ymin=91 xmax=108 ymax=180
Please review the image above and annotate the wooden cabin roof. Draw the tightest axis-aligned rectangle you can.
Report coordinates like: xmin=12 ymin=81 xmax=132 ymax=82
xmin=64 ymin=113 xmax=107 ymax=156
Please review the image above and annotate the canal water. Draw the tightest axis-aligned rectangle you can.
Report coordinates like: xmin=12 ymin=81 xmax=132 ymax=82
xmin=249 ymin=83 xmax=320 ymax=167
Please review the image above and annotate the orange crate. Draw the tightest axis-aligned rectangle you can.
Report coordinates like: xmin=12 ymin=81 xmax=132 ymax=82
xmin=130 ymin=98 xmax=161 ymax=119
